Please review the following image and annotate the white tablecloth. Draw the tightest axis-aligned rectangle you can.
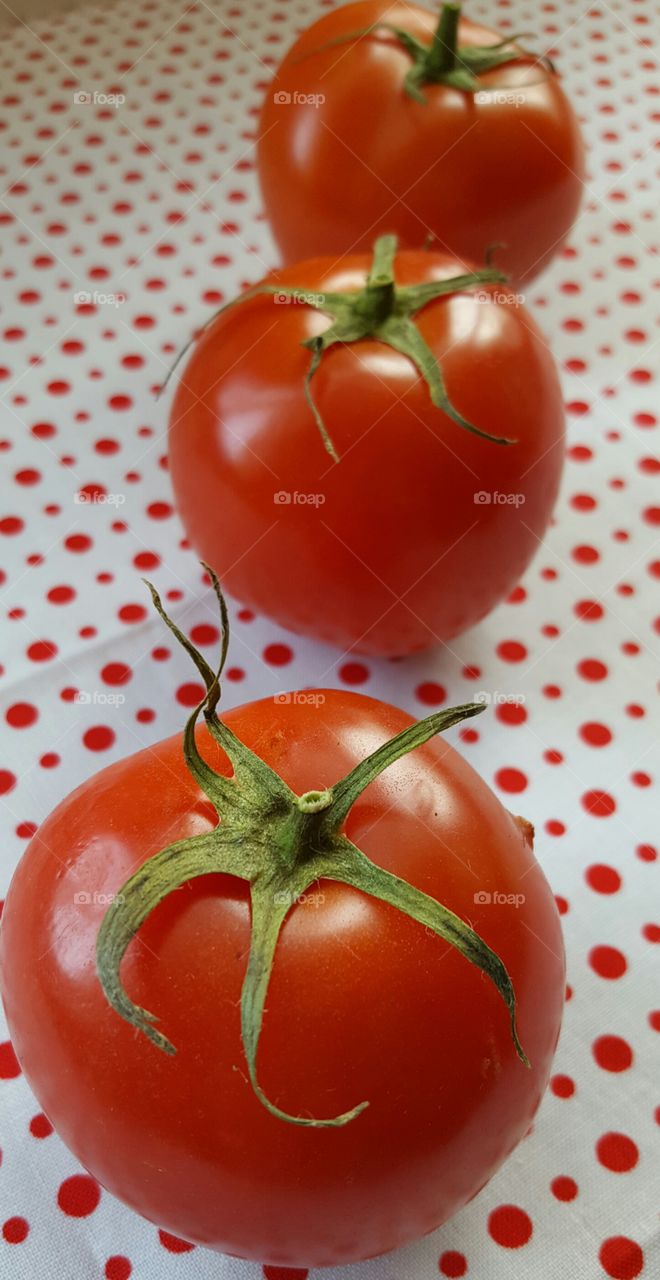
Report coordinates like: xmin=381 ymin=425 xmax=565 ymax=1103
xmin=0 ymin=0 xmax=658 ymax=1277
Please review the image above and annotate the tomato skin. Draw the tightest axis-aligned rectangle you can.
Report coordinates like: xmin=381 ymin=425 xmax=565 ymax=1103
xmin=169 ymin=249 xmax=564 ymax=656
xmin=1 ymin=691 xmax=563 ymax=1267
xmin=257 ymin=1 xmax=584 ymax=285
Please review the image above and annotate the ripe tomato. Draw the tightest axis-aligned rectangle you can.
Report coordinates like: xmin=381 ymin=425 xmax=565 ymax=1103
xmin=258 ymin=0 xmax=584 ymax=284
xmin=168 ymin=240 xmax=564 ymax=656
xmin=1 ymin=579 xmax=563 ymax=1266
xmin=1 ymin=669 xmax=563 ymax=1266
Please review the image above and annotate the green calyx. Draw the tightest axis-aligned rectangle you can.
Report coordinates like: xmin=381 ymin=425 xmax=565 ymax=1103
xmin=162 ymin=233 xmax=513 ymax=462
xmin=303 ymin=2 xmax=545 ymax=104
xmin=96 ymin=565 xmax=530 ymax=1129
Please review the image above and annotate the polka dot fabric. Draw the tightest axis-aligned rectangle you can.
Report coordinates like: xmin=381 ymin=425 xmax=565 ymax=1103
xmin=0 ymin=0 xmax=658 ymax=1277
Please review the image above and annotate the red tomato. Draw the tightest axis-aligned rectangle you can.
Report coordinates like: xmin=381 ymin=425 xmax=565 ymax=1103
xmin=168 ymin=244 xmax=564 ymax=656
xmin=258 ymin=0 xmax=584 ymax=284
xmin=1 ymin=673 xmax=563 ymax=1266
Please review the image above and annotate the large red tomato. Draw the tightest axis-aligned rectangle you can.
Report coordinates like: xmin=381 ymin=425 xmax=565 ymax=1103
xmin=0 ymin=583 xmax=564 ymax=1267
xmin=258 ymin=0 xmax=584 ymax=284
xmin=168 ymin=239 xmax=564 ymax=656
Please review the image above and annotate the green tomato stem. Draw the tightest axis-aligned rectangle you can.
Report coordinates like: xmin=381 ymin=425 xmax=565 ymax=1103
xmin=428 ymin=2 xmax=461 ymax=75
xmin=161 ymin=234 xmax=515 ymax=461
xmin=96 ymin=567 xmax=530 ymax=1128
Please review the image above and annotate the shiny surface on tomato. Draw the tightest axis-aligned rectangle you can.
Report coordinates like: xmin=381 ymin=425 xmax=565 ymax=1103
xmin=1 ymin=691 xmax=564 ymax=1267
xmin=168 ymin=249 xmax=564 ymax=656
xmin=258 ymin=1 xmax=584 ymax=284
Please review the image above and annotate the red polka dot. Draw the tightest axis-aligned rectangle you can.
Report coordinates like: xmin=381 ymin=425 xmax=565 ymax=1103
xmin=439 ymin=1252 xmax=467 ymax=1277
xmin=599 ymin=1236 xmax=644 ymax=1279
xmin=585 ymin=864 xmax=621 ymax=894
xmin=550 ymin=1074 xmax=575 ymax=1098
xmin=494 ymin=767 xmax=528 ymax=793
xmin=497 ymin=640 xmax=528 ymax=662
xmin=415 ymin=681 xmax=446 ymax=705
xmin=32 ymin=421 xmax=56 ymax=439
xmin=57 ymin=1174 xmax=100 ymax=1217
xmin=263 ymin=1270 xmax=308 ymax=1280
xmin=133 ymin=551 xmax=160 ymax=571
xmin=147 ymin=501 xmax=173 ymax=520
xmin=592 ymin=1035 xmax=633 ymax=1073
xmin=551 ymin=1176 xmax=578 ymax=1201
xmin=176 ymin=682 xmax=205 ymax=707
xmin=5 ymin=703 xmax=37 ymax=728
xmin=47 ymin=584 xmax=76 ymax=605
xmin=339 ymin=661 xmax=369 ymax=685
xmin=27 ymin=640 xmax=57 ymax=662
xmin=488 ymin=1204 xmax=532 ymax=1249
xmin=29 ymin=1114 xmax=53 ymax=1138
xmin=572 ymin=544 xmax=599 ymax=564
xmin=118 ymin=604 xmax=146 ymax=623
xmin=158 ymin=1230 xmax=195 ymax=1254
xmin=0 ymin=1042 xmax=21 ymax=1079
xmin=575 ymin=599 xmax=604 ymax=621
xmin=83 ymin=726 xmax=116 ymax=752
xmin=0 ymin=771 xmax=17 ymax=796
xmin=571 ymin=493 xmax=596 ymax=511
xmin=78 ymin=482 xmax=107 ymax=504
xmin=582 ymin=789 xmax=616 ymax=817
xmin=2 ymin=1217 xmax=28 ymax=1244
xmin=105 ymin=1259 xmax=132 ymax=1280
xmin=190 ymin=624 xmax=219 ymax=646
xmin=496 ymin=701 xmax=527 ymax=725
xmin=580 ymin=721 xmax=612 ymax=746
xmin=596 ymin=1132 xmax=639 ymax=1173
xmin=0 ymin=515 xmax=24 ymax=536
xmin=589 ymin=945 xmax=627 ymax=979
xmin=577 ymin=658 xmax=608 ymax=681
xmin=65 ymin=533 xmax=92 ymax=553
xmin=101 ymin=662 xmax=131 ymax=686
xmin=263 ymin=643 xmax=293 ymax=666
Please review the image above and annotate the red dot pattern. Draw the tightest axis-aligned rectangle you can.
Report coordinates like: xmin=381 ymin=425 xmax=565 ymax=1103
xmin=0 ymin=2 xmax=656 ymax=1278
